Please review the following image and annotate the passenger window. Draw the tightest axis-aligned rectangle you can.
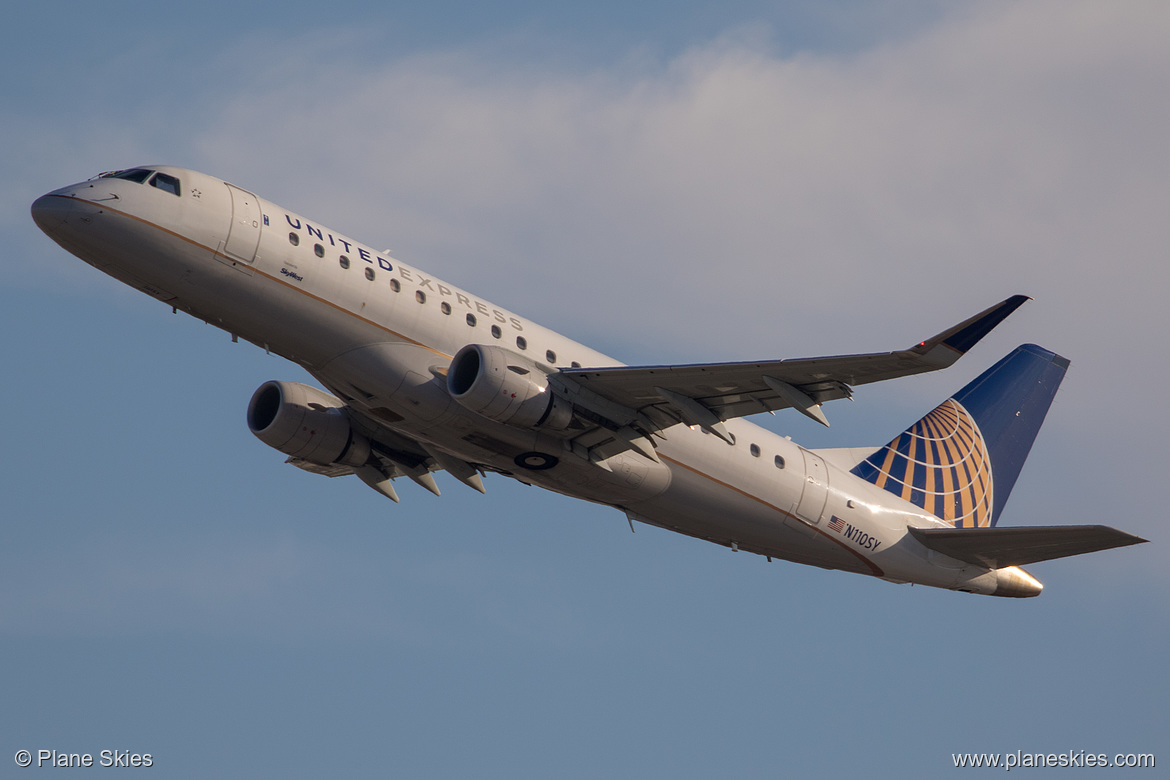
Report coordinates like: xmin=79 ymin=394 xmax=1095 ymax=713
xmin=750 ymin=444 xmax=761 ymax=458
xmin=774 ymin=455 xmax=786 ymax=469
xmin=416 ymin=291 xmax=426 ymax=304
xmin=466 ymin=313 xmax=477 ymax=327
xmin=441 ymin=302 xmax=451 ymax=315
xmin=365 ymin=268 xmax=375 ymax=281
xmin=149 ymin=172 xmax=181 ymax=196
xmin=289 ymin=233 xmax=300 ymax=246
xmin=314 ymin=244 xmax=324 ymax=258
xmin=390 ymin=278 xmax=400 ymax=292
xmin=516 ymin=336 xmax=527 ymax=350
xmin=546 ymin=350 xmax=557 ymax=364
xmin=339 ymin=256 xmax=350 ymax=269
xmin=491 ymin=325 xmax=501 ymax=339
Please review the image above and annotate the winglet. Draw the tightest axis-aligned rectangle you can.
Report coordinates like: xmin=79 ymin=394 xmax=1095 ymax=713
xmin=911 ymin=295 xmax=1030 ymax=368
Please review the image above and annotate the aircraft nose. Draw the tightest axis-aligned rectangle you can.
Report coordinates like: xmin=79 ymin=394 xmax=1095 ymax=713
xmin=31 ymin=193 xmax=75 ymax=235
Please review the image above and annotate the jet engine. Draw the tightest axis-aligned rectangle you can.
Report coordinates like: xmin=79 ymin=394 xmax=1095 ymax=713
xmin=247 ymin=380 xmax=370 ymax=467
xmin=447 ymin=344 xmax=572 ymax=430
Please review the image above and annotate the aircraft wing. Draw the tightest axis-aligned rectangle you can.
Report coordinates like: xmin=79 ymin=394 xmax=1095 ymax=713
xmin=908 ymin=525 xmax=1149 ymax=568
xmin=287 ymin=399 xmax=487 ymax=500
xmin=554 ymin=295 xmax=1029 ymax=445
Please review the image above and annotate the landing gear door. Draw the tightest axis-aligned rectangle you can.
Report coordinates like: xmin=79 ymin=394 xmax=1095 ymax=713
xmin=796 ymin=449 xmax=829 ymax=524
xmin=224 ymin=183 xmax=262 ymax=264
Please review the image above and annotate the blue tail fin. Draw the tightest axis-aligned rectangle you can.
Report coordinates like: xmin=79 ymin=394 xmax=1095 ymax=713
xmin=851 ymin=344 xmax=1069 ymax=527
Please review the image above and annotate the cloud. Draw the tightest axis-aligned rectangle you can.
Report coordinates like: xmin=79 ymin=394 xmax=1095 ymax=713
xmin=182 ymin=2 xmax=1168 ymax=362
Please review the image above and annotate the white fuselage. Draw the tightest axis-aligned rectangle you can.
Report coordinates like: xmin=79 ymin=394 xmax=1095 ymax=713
xmin=32 ymin=167 xmax=1040 ymax=596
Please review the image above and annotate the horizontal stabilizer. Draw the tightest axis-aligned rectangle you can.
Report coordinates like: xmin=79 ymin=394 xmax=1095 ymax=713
xmin=909 ymin=525 xmax=1148 ymax=569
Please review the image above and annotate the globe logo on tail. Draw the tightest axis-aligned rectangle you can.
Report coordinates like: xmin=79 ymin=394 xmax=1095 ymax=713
xmin=853 ymin=398 xmax=993 ymax=528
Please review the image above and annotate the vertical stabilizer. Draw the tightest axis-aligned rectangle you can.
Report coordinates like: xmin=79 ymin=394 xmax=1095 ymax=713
xmin=851 ymin=344 xmax=1068 ymax=527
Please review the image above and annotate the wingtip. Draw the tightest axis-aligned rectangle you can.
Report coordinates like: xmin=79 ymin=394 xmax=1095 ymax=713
xmin=935 ymin=294 xmax=1031 ymax=355
xmin=1114 ymin=528 xmax=1150 ymax=547
xmin=1004 ymin=294 xmax=1034 ymax=316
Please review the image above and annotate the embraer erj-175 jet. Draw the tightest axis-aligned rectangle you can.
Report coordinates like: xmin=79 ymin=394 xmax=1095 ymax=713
xmin=32 ymin=166 xmax=1146 ymax=597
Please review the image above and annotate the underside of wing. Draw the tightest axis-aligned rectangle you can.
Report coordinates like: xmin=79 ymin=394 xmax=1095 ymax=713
xmin=908 ymin=525 xmax=1149 ymax=569
xmin=272 ymin=377 xmax=489 ymax=501
xmin=553 ymin=296 xmax=1029 ymax=451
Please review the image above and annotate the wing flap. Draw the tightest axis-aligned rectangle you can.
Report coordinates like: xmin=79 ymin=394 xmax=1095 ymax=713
xmin=908 ymin=525 xmax=1149 ymax=569
xmin=286 ymin=457 xmax=355 ymax=477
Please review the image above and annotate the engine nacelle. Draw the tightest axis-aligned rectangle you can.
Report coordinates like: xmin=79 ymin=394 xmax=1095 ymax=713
xmin=447 ymin=344 xmax=572 ymax=430
xmin=247 ymin=380 xmax=370 ymax=467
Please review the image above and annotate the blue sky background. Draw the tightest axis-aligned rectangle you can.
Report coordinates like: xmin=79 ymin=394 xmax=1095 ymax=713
xmin=3 ymin=1 xmax=1167 ymax=777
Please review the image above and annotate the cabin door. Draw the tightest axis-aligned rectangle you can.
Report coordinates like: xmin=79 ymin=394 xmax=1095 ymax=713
xmin=796 ymin=449 xmax=830 ymax=524
xmin=224 ymin=184 xmax=262 ymax=264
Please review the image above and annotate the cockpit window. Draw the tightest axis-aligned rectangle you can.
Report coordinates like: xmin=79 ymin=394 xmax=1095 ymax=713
xmin=112 ymin=169 xmax=154 ymax=183
xmin=149 ymin=172 xmax=181 ymax=196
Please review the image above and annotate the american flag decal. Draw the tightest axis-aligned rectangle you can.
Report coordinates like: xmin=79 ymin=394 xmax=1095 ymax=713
xmin=828 ymin=516 xmax=846 ymax=533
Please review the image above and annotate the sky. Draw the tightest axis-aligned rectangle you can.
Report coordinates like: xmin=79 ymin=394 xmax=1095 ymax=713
xmin=3 ymin=1 xmax=1167 ymax=777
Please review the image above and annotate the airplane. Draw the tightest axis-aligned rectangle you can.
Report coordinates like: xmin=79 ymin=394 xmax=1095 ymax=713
xmin=31 ymin=165 xmax=1147 ymax=597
